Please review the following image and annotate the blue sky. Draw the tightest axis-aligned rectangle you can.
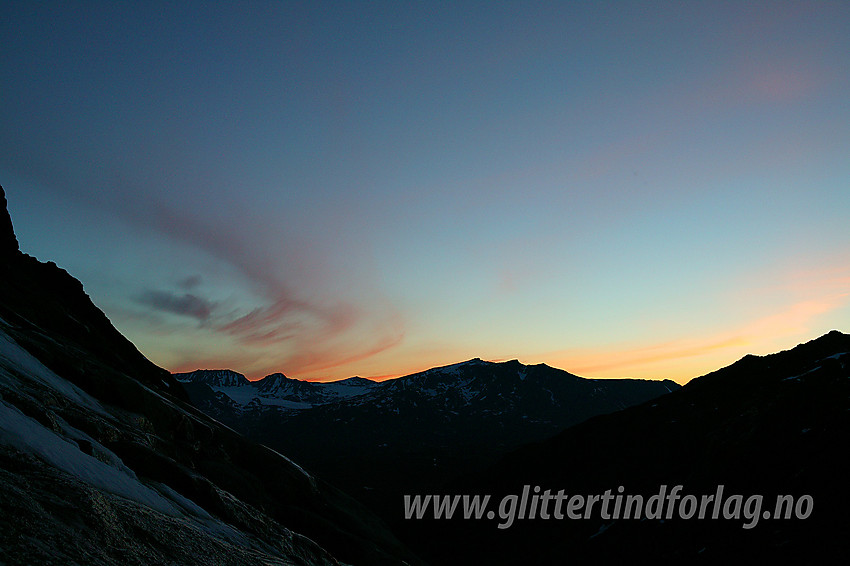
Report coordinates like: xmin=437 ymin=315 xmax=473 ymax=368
xmin=2 ymin=1 xmax=848 ymax=382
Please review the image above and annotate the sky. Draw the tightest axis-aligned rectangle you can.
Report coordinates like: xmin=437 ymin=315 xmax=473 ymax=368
xmin=1 ymin=1 xmax=848 ymax=384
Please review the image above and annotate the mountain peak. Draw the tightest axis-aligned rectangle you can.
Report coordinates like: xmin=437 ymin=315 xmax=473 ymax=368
xmin=334 ymin=376 xmax=376 ymax=386
xmin=255 ymin=372 xmax=300 ymax=394
xmin=173 ymin=369 xmax=250 ymax=387
xmin=260 ymin=372 xmax=292 ymax=383
xmin=0 ymin=184 xmax=20 ymax=259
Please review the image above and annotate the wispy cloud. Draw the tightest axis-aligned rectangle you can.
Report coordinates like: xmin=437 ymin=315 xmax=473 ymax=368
xmin=264 ymin=314 xmax=405 ymax=377
xmin=13 ymin=172 xmax=406 ymax=378
xmin=104 ymin=191 xmax=405 ymax=377
xmin=563 ymin=336 xmax=752 ymax=377
xmin=178 ymin=274 xmax=203 ymax=290
xmin=135 ymin=289 xmax=216 ymax=322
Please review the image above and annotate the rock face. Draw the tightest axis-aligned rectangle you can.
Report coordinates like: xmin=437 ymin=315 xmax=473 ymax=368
xmin=0 ymin=185 xmax=19 ymax=258
xmin=0 ymin=187 xmax=189 ymax=404
xmin=0 ymin=187 xmax=422 ymax=566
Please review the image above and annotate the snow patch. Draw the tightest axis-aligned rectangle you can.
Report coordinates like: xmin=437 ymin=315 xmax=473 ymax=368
xmin=262 ymin=444 xmax=315 ymax=485
xmin=783 ymin=366 xmax=821 ymax=382
xmin=0 ymin=330 xmax=108 ymax=417
xmin=0 ymin=399 xmax=179 ymax=516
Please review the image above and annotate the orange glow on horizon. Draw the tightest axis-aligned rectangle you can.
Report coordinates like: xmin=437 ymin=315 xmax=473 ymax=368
xmin=542 ymin=290 xmax=848 ymax=384
xmin=166 ymin=265 xmax=849 ymax=385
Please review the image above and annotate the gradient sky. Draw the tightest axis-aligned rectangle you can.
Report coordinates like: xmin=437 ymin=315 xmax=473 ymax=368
xmin=2 ymin=1 xmax=848 ymax=383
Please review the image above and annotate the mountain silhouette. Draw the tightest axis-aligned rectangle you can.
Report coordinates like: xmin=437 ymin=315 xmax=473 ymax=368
xmin=411 ymin=331 xmax=850 ymax=564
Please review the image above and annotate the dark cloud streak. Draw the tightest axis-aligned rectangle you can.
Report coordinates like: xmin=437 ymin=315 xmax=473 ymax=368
xmin=178 ymin=274 xmax=203 ymax=290
xmin=136 ymin=289 xmax=215 ymax=322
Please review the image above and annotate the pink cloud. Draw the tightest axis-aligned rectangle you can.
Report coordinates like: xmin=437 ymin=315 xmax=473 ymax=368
xmin=78 ymin=189 xmax=406 ymax=379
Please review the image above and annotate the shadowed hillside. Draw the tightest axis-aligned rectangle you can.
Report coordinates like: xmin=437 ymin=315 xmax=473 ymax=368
xmin=410 ymin=331 xmax=850 ymax=565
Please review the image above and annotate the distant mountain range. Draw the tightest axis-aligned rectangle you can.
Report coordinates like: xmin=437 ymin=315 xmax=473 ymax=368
xmin=0 ymin=184 xmax=420 ymax=565
xmin=175 ymin=368 xmax=379 ymax=409
xmin=177 ymin=358 xmax=680 ymax=523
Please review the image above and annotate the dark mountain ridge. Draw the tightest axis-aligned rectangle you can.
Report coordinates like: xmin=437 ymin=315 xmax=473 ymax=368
xmin=412 ymin=330 xmax=850 ymax=565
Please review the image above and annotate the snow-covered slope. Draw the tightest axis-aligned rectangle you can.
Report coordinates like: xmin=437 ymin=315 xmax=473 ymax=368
xmin=0 ymin=323 xmax=353 ymax=565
